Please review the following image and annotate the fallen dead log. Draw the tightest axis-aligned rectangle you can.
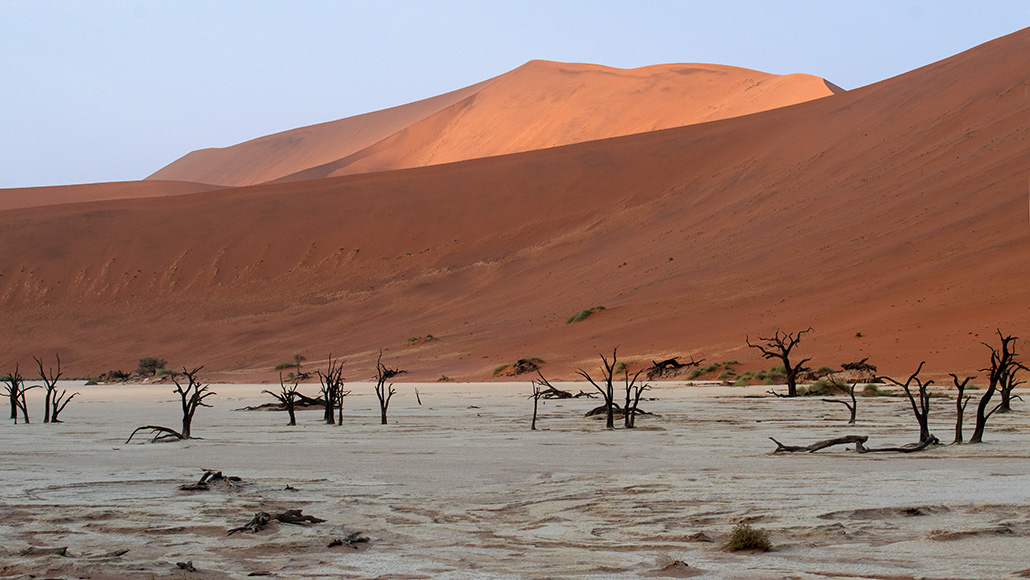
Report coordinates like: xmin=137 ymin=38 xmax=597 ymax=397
xmin=328 ymin=531 xmax=370 ymax=548
xmin=585 ymin=404 xmax=654 ymax=418
xmin=20 ymin=546 xmax=68 ymax=556
xmin=770 ymin=434 xmax=941 ymax=453
xmin=228 ymin=509 xmax=326 ymax=535
xmin=770 ymin=435 xmax=868 ymax=453
xmin=125 ymin=425 xmax=184 ymax=444
xmin=858 ymin=435 xmax=940 ymax=453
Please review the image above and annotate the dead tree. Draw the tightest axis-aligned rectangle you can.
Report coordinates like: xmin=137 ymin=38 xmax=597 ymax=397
xmin=820 ymin=376 xmax=857 ymax=424
xmin=746 ymin=328 xmax=813 ymax=397
xmin=646 ymin=356 xmax=703 ymax=380
xmin=125 ymin=366 xmax=214 ymax=443
xmin=970 ymin=331 xmax=1027 ymax=443
xmin=374 ymin=350 xmax=397 ymax=425
xmin=317 ymin=355 xmax=347 ymax=425
xmin=34 ymin=355 xmax=77 ymax=423
xmin=5 ymin=366 xmax=17 ymax=420
xmin=174 ymin=367 xmax=214 ymax=439
xmin=949 ymin=373 xmax=974 ymax=444
xmin=4 ymin=365 xmax=37 ymax=424
xmin=622 ymin=367 xmax=649 ymax=428
xmin=576 ymin=349 xmax=621 ymax=429
xmin=880 ymin=361 xmax=934 ymax=444
xmin=529 ymin=380 xmax=543 ymax=431
xmin=263 ymin=373 xmax=300 ymax=426
xmin=997 ymin=363 xmax=1026 ymax=413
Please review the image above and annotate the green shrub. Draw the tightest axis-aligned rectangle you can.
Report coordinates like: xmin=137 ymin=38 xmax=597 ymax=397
xmin=85 ymin=378 xmax=98 ymax=386
xmin=492 ymin=364 xmax=510 ymax=376
xmin=136 ymin=357 xmax=167 ymax=377
xmin=565 ymin=306 xmax=606 ymax=324
xmin=688 ymin=368 xmax=703 ymax=379
xmin=733 ymin=376 xmax=750 ymax=387
xmin=727 ymin=522 xmax=771 ymax=552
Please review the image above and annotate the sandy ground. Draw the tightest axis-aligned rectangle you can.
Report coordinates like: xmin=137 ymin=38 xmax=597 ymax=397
xmin=2 ymin=381 xmax=1029 ymax=579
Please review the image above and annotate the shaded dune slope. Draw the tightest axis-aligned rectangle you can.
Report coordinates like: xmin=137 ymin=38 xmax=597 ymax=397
xmin=0 ymin=180 xmax=222 ymax=211
xmin=2 ymin=29 xmax=1029 ymax=381
xmin=150 ymin=61 xmax=839 ymax=187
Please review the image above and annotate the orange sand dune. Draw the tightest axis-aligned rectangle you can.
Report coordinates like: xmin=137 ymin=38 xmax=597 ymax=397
xmin=147 ymin=79 xmax=496 ymax=187
xmin=2 ymin=29 xmax=1029 ymax=383
xmin=151 ymin=61 xmax=839 ymax=187
xmin=0 ymin=180 xmax=222 ymax=211
xmin=285 ymin=60 xmax=840 ymax=181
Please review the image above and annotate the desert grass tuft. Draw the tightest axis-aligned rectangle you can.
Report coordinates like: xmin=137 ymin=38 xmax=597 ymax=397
xmin=726 ymin=522 xmax=771 ymax=552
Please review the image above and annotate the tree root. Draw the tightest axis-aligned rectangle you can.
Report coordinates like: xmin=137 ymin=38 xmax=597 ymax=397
xmin=179 ymin=469 xmax=242 ymax=491
xmin=328 ymin=531 xmax=369 ymax=548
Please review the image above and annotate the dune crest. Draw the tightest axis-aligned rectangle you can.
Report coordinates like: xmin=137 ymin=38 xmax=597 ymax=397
xmin=150 ymin=60 xmax=840 ymax=186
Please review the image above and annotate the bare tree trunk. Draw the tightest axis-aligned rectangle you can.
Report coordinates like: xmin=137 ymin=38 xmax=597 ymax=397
xmin=317 ymin=355 xmax=345 ymax=426
xmin=531 ymin=391 xmax=539 ymax=430
xmin=5 ymin=366 xmax=31 ymax=424
xmin=997 ymin=365 xmax=1024 ymax=413
xmin=262 ymin=373 xmax=299 ymax=426
xmin=881 ymin=361 xmax=933 ymax=443
xmin=950 ymin=373 xmax=973 ymax=444
xmin=970 ymin=331 xmax=1026 ymax=444
xmin=175 ymin=366 xmax=214 ymax=440
xmin=374 ymin=350 xmax=397 ymax=425
xmin=622 ymin=368 xmax=648 ymax=428
xmin=578 ymin=350 xmax=620 ymax=429
xmin=44 ymin=390 xmax=52 ymax=423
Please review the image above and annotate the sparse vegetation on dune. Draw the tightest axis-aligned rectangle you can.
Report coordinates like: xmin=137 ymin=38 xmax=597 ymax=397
xmin=565 ymin=306 xmax=605 ymax=324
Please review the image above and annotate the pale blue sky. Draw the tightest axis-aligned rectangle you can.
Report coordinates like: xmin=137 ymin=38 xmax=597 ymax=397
xmin=1 ymin=1 xmax=1027 ymax=189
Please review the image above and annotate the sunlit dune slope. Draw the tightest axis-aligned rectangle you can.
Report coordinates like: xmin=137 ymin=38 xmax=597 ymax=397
xmin=2 ymin=29 xmax=1028 ymax=382
xmin=146 ymin=79 xmax=496 ymax=187
xmin=150 ymin=61 xmax=839 ymax=186
xmin=0 ymin=180 xmax=222 ymax=211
